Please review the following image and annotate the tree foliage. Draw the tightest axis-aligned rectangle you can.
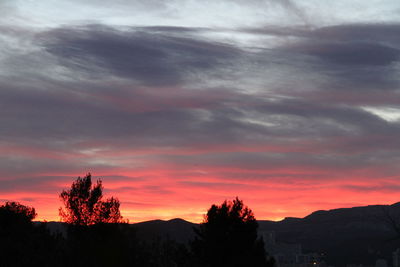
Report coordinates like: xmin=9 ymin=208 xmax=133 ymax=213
xmin=0 ymin=201 xmax=62 ymax=266
xmin=192 ymin=197 xmax=274 ymax=267
xmin=59 ymin=173 xmax=123 ymax=225
xmin=0 ymin=201 xmax=37 ymax=224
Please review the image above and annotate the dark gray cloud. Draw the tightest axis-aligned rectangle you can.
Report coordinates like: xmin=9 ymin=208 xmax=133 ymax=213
xmin=0 ymin=176 xmax=68 ymax=194
xmin=248 ymin=23 xmax=400 ymax=92
xmin=287 ymin=42 xmax=400 ymax=66
xmin=156 ymin=149 xmax=400 ymax=175
xmin=1 ymin=69 xmax=400 ymax=164
xmin=248 ymin=23 xmax=400 ymax=46
xmin=0 ymin=152 xmax=120 ymax=178
xmin=40 ymin=25 xmax=241 ymax=86
xmin=313 ymin=24 xmax=400 ymax=45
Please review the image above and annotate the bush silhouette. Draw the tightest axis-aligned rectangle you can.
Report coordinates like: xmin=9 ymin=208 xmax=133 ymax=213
xmin=192 ymin=197 xmax=274 ymax=267
xmin=0 ymin=201 xmax=36 ymax=226
xmin=0 ymin=202 xmax=61 ymax=266
xmin=59 ymin=173 xmax=123 ymax=225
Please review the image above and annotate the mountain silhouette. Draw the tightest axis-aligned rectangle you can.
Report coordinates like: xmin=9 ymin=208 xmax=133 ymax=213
xmin=257 ymin=203 xmax=400 ymax=266
xmin=43 ymin=202 xmax=400 ymax=266
xmin=133 ymin=218 xmax=196 ymax=244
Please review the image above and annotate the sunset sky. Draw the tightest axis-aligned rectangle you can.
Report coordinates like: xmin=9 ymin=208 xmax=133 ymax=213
xmin=1 ymin=0 xmax=400 ymax=222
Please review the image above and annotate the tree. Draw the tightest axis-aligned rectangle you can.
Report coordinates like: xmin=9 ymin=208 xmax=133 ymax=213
xmin=0 ymin=201 xmax=36 ymax=224
xmin=59 ymin=173 xmax=123 ymax=226
xmin=192 ymin=197 xmax=274 ymax=267
xmin=59 ymin=174 xmax=136 ymax=266
xmin=0 ymin=202 xmax=62 ymax=266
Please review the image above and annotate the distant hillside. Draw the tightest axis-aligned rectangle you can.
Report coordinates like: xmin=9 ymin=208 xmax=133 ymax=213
xmin=258 ymin=203 xmax=400 ymax=266
xmin=42 ymin=203 xmax=400 ymax=266
xmin=130 ymin=203 xmax=400 ymax=266
xmin=44 ymin=218 xmax=198 ymax=243
xmin=133 ymin=218 xmax=198 ymax=244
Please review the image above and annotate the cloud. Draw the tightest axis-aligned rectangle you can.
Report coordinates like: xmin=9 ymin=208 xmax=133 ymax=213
xmin=286 ymin=42 xmax=400 ymax=66
xmin=40 ymin=25 xmax=242 ymax=86
xmin=269 ymin=0 xmax=309 ymax=24
xmin=0 ymin=176 xmax=68 ymax=194
xmin=312 ymin=23 xmax=400 ymax=45
xmin=2 ymin=20 xmax=400 ymax=222
xmin=343 ymin=183 xmax=400 ymax=193
xmin=252 ymin=24 xmax=400 ymax=93
xmin=0 ymin=1 xmax=16 ymax=22
xmin=2 ymin=23 xmax=400 ymax=154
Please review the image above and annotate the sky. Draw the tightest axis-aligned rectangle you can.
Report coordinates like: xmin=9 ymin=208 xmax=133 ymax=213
xmin=1 ymin=0 xmax=400 ymax=223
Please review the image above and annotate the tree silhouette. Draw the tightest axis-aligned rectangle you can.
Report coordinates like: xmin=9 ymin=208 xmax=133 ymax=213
xmin=192 ymin=197 xmax=274 ymax=267
xmin=0 ymin=201 xmax=36 ymax=224
xmin=0 ymin=202 xmax=62 ymax=266
xmin=59 ymin=173 xmax=123 ymax=226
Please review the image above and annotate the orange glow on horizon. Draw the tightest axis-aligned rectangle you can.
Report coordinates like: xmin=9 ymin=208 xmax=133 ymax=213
xmin=3 ymin=148 xmax=400 ymax=224
xmin=6 ymin=177 xmax=399 ymax=224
